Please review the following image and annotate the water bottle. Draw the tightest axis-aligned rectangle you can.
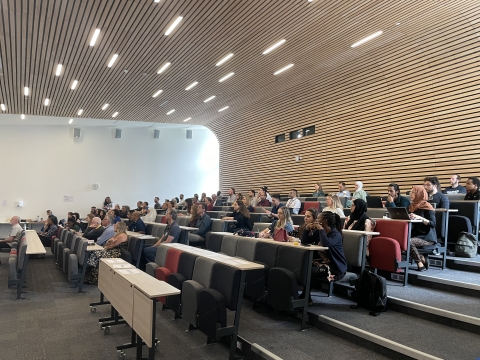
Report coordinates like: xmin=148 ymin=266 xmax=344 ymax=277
xmin=254 ymin=227 xmax=259 ymax=238
xmin=36 ymin=215 xmax=40 ymax=222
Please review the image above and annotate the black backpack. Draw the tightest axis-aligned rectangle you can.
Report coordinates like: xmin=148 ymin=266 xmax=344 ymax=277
xmin=350 ymin=270 xmax=387 ymax=316
xmin=455 ymin=232 xmax=478 ymax=258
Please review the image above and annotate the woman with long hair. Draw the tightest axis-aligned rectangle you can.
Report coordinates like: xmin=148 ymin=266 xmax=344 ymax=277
xmin=222 ymin=201 xmax=252 ymax=233
xmin=289 ymin=208 xmax=319 ymax=243
xmin=189 ymin=204 xmax=199 ymax=227
xmin=259 ymin=206 xmax=294 ymax=238
xmin=324 ymin=193 xmax=345 ymax=217
xmin=312 ymin=182 xmax=325 ymax=197
xmin=408 ymin=185 xmax=436 ymax=271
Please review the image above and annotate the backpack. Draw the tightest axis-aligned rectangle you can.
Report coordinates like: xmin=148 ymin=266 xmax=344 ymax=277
xmin=455 ymin=232 xmax=478 ymax=258
xmin=350 ymin=270 xmax=387 ymax=316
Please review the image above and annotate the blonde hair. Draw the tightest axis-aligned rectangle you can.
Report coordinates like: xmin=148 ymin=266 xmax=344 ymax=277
xmin=115 ymin=221 xmax=127 ymax=234
xmin=327 ymin=193 xmax=344 ymax=210
xmin=276 ymin=206 xmax=293 ymax=229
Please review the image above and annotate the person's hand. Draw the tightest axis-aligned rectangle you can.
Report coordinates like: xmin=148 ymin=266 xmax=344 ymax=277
xmin=387 ymin=195 xmax=394 ymax=203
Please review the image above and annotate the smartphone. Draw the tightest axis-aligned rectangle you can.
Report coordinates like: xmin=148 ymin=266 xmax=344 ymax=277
xmin=300 ymin=243 xmax=311 ymax=247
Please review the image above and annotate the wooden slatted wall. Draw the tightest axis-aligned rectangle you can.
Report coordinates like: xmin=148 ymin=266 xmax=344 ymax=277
xmin=208 ymin=3 xmax=480 ymax=197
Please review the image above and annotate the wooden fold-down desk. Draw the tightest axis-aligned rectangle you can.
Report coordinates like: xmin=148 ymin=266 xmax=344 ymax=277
xmin=98 ymin=258 xmax=180 ymax=360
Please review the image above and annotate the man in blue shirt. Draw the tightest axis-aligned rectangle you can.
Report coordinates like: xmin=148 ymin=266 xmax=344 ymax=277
xmin=424 ymin=176 xmax=449 ymax=209
xmin=97 ymin=215 xmax=115 ymax=246
xmin=128 ymin=211 xmax=146 ymax=234
xmin=264 ymin=194 xmax=284 ymax=220
xmin=142 ymin=209 xmax=181 ymax=264
xmin=443 ymin=174 xmax=467 ymax=194
xmin=187 ymin=203 xmax=212 ymax=245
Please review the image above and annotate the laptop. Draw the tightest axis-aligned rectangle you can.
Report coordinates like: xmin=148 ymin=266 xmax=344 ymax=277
xmin=386 ymin=207 xmax=411 ymax=220
xmin=366 ymin=196 xmax=383 ymax=208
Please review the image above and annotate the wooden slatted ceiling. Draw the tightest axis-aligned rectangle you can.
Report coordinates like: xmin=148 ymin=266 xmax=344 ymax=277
xmin=209 ymin=1 xmax=480 ymax=197
xmin=0 ymin=0 xmax=464 ymax=125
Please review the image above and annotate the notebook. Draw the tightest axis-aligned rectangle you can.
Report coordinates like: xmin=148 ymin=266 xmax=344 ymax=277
xmin=386 ymin=207 xmax=411 ymax=220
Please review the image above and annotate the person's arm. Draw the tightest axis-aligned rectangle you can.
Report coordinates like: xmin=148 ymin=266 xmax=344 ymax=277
xmin=399 ymin=196 xmax=410 ymax=208
xmin=1 ymin=235 xmax=15 ymax=243
xmin=440 ymin=194 xmax=449 ymax=209
xmin=163 ymin=226 xmax=180 ymax=243
xmin=44 ymin=225 xmax=58 ymax=239
xmin=136 ymin=221 xmax=146 ymax=234
xmin=192 ymin=217 xmax=211 ymax=236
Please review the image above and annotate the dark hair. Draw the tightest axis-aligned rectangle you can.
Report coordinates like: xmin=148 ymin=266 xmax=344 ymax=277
xmin=73 ymin=212 xmax=80 ymax=220
xmin=98 ymin=210 xmax=106 ymax=220
xmin=144 ymin=201 xmax=149 ymax=206
xmin=272 ymin=193 xmax=281 ymax=200
xmin=67 ymin=216 xmax=76 ymax=224
xmin=468 ymin=177 xmax=480 ymax=188
xmin=206 ymin=197 xmax=212 ymax=203
xmin=175 ymin=197 xmax=179 ymax=203
xmin=113 ymin=209 xmax=120 ymax=216
xmin=453 ymin=174 xmax=461 ymax=182
xmin=198 ymin=203 xmax=207 ymax=211
xmin=321 ymin=211 xmax=342 ymax=234
xmin=217 ymin=191 xmax=221 ymax=196
xmin=185 ymin=198 xmax=193 ymax=213
xmin=49 ymin=215 xmax=58 ymax=226
xmin=291 ymin=189 xmax=298 ymax=197
xmin=236 ymin=202 xmax=250 ymax=218
xmin=128 ymin=210 xmax=135 ymax=214
xmin=338 ymin=182 xmax=346 ymax=186
xmin=230 ymin=187 xmax=235 ymax=194
xmin=388 ymin=183 xmax=400 ymax=195
xmin=305 ymin=208 xmax=318 ymax=220
xmin=249 ymin=189 xmax=256 ymax=196
xmin=155 ymin=197 xmax=159 ymax=201
xmin=194 ymin=193 xmax=199 ymax=199
xmin=424 ymin=176 xmax=440 ymax=187
xmin=169 ymin=200 xmax=175 ymax=207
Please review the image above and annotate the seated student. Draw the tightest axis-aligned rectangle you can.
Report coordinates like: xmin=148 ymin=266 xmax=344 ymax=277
xmin=83 ymin=213 xmax=94 ymax=228
xmin=385 ymin=183 xmax=410 ymax=208
xmin=109 ymin=209 xmax=122 ymax=224
xmin=103 ymin=196 xmax=113 ymax=211
xmin=65 ymin=217 xmax=80 ymax=232
xmin=424 ymin=176 xmax=449 ymax=209
xmin=213 ymin=191 xmax=223 ymax=206
xmin=142 ymin=209 xmax=181 ymax=265
xmin=240 ymin=196 xmax=255 ymax=213
xmin=464 ymin=177 xmax=480 ymax=200
xmin=98 ymin=209 xmax=106 ymax=220
xmin=259 ymin=206 xmax=294 ymax=238
xmin=38 ymin=215 xmax=59 ymax=247
xmin=90 ymin=206 xmax=97 ymax=215
xmin=119 ymin=205 xmax=129 ymax=218
xmin=157 ymin=202 xmax=168 ymax=215
xmin=285 ymin=189 xmax=301 ymax=214
xmin=290 ymin=208 xmax=318 ymax=242
xmin=85 ymin=222 xmax=128 ymax=284
xmin=96 ymin=215 xmax=115 ymax=246
xmin=153 ymin=197 xmax=162 ymax=210
xmin=177 ymin=194 xmax=186 ymax=208
xmin=247 ymin=189 xmax=257 ymax=207
xmin=336 ymin=182 xmax=351 ymax=198
xmin=312 ymin=182 xmax=325 ymax=197
xmin=140 ymin=201 xmax=150 ymax=215
xmin=135 ymin=201 xmax=143 ymax=212
xmin=188 ymin=205 xmax=200 ymax=227
xmin=187 ymin=203 xmax=212 ymax=243
xmin=226 ymin=188 xmax=236 ymax=204
xmin=200 ymin=192 xmax=207 ymax=203
xmin=263 ymin=194 xmax=284 ymax=220
xmin=301 ymin=211 xmax=347 ymax=304
xmin=114 ymin=204 xmax=121 ymax=211
xmin=344 ymin=199 xmax=376 ymax=254
xmin=82 ymin=217 xmax=105 ymax=240
xmin=128 ymin=212 xmax=146 ymax=234
xmin=443 ymin=174 xmax=467 ymax=194
xmin=256 ymin=188 xmax=271 ymax=207
xmin=0 ymin=216 xmax=23 ymax=253
xmin=323 ymin=193 xmax=345 ymax=217
xmin=408 ymin=185 xmax=437 ymax=271
xmin=352 ymin=181 xmax=367 ymax=201
xmin=73 ymin=212 xmax=81 ymax=224
xmin=222 ymin=201 xmax=253 ymax=233
xmin=205 ymin=197 xmax=214 ymax=211
xmin=193 ymin=193 xmax=199 ymax=204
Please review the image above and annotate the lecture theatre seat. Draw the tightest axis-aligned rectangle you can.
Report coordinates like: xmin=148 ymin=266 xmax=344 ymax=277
xmin=121 ymin=236 xmax=144 ymax=268
xmin=205 ymin=232 xmax=226 ymax=253
xmin=145 ymin=246 xmax=169 ymax=277
xmin=300 ymin=201 xmax=321 ymax=214
xmin=167 ymin=251 xmax=198 ymax=318
xmin=67 ymin=238 xmax=89 ymax=293
xmin=246 ymin=240 xmax=280 ymax=301
xmin=155 ymin=247 xmax=182 ymax=304
xmin=219 ymin=235 xmax=239 ymax=257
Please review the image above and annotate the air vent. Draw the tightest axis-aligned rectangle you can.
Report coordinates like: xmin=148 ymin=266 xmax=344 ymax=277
xmin=186 ymin=129 xmax=192 ymax=139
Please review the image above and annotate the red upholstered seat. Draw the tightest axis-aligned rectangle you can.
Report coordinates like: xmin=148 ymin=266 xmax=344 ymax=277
xmin=160 ymin=216 xmax=167 ymax=224
xmin=155 ymin=248 xmax=182 ymax=303
xmin=300 ymin=202 xmax=320 ymax=215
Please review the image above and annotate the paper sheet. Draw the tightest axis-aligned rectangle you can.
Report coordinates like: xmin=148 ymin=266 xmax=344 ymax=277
xmin=113 ymin=264 xmax=135 ymax=269
xmin=117 ymin=269 xmax=141 ymax=274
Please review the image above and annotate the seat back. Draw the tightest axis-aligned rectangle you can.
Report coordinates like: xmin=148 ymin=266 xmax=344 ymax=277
xmin=65 ymin=232 xmax=75 ymax=248
xmin=435 ymin=211 xmax=447 ymax=242
xmin=77 ymin=238 xmax=88 ymax=267
xmin=303 ymin=202 xmax=320 ymax=212
xmin=192 ymin=257 xmax=216 ymax=288
xmin=291 ymin=215 xmax=304 ymax=226
xmin=367 ymin=208 xmax=388 ymax=218
xmin=177 ymin=229 xmax=188 ymax=244
xmin=209 ymin=262 xmax=242 ymax=311
xmin=206 ymin=211 xmax=219 ymax=219
xmin=254 ymin=241 xmax=280 ymax=269
xmin=164 ymin=248 xmax=182 ymax=273
xmin=127 ymin=237 xmax=143 ymax=266
xmin=177 ymin=252 xmax=198 ymax=279
xmin=374 ymin=219 xmax=409 ymax=251
xmin=177 ymin=216 xmax=192 ymax=227
xmin=210 ymin=219 xmax=225 ymax=232
xmin=252 ymin=223 xmax=271 ymax=232
xmin=155 ymin=215 xmax=163 ymax=223
xmin=145 ymin=223 xmax=154 ymax=235
xmin=249 ymin=213 xmax=263 ymax=223
xmin=205 ymin=232 xmax=226 ymax=252
xmin=155 ymin=246 xmax=169 ymax=267
xmin=235 ymin=238 xmax=257 ymax=261
xmin=17 ymin=240 xmax=28 ymax=271
xmin=342 ymin=231 xmax=366 ymax=269
xmin=255 ymin=207 xmax=272 ymax=213
xmin=275 ymin=246 xmax=309 ymax=286
xmin=220 ymin=235 xmax=239 ymax=256
xmin=448 ymin=215 xmax=472 ymax=244
xmin=152 ymin=224 xmax=167 ymax=238
xmin=70 ymin=236 xmax=80 ymax=252
xmin=450 ymin=201 xmax=480 ymax=233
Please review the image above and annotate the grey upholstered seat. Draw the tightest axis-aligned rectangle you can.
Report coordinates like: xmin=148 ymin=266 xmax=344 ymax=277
xmin=67 ymin=238 xmax=89 ymax=292
xmin=145 ymin=245 xmax=169 ymax=277
xmin=219 ymin=235 xmax=239 ymax=256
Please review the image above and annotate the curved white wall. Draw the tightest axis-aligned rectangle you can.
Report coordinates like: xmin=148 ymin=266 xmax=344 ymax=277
xmin=0 ymin=124 xmax=219 ymax=221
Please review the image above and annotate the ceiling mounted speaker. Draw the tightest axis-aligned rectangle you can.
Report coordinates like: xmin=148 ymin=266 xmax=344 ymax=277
xmin=73 ymin=128 xmax=81 ymax=138
xmin=115 ymin=128 xmax=122 ymax=138
xmin=186 ymin=129 xmax=192 ymax=139
xmin=153 ymin=129 xmax=160 ymax=139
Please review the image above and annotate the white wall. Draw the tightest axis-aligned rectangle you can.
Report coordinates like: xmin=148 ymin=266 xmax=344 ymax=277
xmin=0 ymin=125 xmax=219 ymax=221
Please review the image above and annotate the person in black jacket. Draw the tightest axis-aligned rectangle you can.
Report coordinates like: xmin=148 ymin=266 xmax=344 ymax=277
xmin=222 ymin=201 xmax=252 ymax=233
xmin=408 ymin=185 xmax=436 ymax=272
xmin=465 ymin=177 xmax=480 ymax=200
xmin=82 ymin=217 xmax=105 ymax=240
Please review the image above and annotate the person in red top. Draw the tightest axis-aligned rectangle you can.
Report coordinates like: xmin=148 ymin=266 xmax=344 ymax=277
xmin=205 ymin=197 xmax=214 ymax=211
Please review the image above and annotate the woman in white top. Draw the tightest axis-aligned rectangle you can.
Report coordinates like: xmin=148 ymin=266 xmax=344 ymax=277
xmin=323 ymin=193 xmax=345 ymax=217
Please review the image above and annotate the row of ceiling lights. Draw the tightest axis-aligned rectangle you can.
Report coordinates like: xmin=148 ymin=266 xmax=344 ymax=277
xmin=0 ymin=0 xmax=384 ymax=123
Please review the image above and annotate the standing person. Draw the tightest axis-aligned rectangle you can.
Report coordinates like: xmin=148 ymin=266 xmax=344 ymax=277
xmin=0 ymin=216 xmax=23 ymax=254
xmin=465 ymin=177 xmax=480 ymax=200
xmin=408 ymin=186 xmax=437 ymax=271
xmin=323 ymin=194 xmax=345 ymax=217
xmin=103 ymin=197 xmax=113 ymax=211
xmin=424 ymin=176 xmax=449 ymax=209
xmin=312 ymin=182 xmax=325 ymax=197
xmin=154 ymin=197 xmax=161 ymax=210
xmin=285 ymin=189 xmax=301 ymax=215
xmin=222 ymin=201 xmax=253 ymax=233
xmin=385 ymin=183 xmax=410 ymax=208
xmin=37 ymin=216 xmax=59 ymax=247
xmin=443 ymin=174 xmax=467 ymax=194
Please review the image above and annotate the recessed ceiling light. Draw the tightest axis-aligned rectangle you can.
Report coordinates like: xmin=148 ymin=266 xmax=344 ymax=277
xmin=274 ymin=64 xmax=294 ymax=75
xmin=71 ymin=80 xmax=78 ymax=90
xmin=21 ymin=114 xmax=25 ymax=119
xmin=55 ymin=64 xmax=62 ymax=76
xmin=24 ymin=87 xmax=29 ymax=96
xmin=112 ymin=112 xmax=119 ymax=117
xmin=154 ymin=0 xmax=161 ymax=2
xmin=185 ymin=82 xmax=198 ymax=90
xmin=218 ymin=106 xmax=229 ymax=112
xmin=90 ymin=28 xmax=101 ymax=46
xmin=165 ymin=16 xmax=183 ymax=36
xmin=183 ymin=117 xmax=191 ymax=122
xmin=107 ymin=54 xmax=118 ymax=67
xmin=218 ymin=72 xmax=234 ymax=82
xmin=351 ymin=30 xmax=383 ymax=48
xmin=157 ymin=62 xmax=171 ymax=74
xmin=204 ymin=96 xmax=216 ymax=103
xmin=152 ymin=89 xmax=163 ymax=98
xmin=101 ymin=103 xmax=109 ymax=110
xmin=69 ymin=118 xmax=73 ymax=124
xmin=166 ymin=109 xmax=175 ymax=115
xmin=0 ymin=104 xmax=5 ymax=111
xmin=216 ymin=53 xmax=234 ymax=66
xmin=44 ymin=98 xmax=50 ymax=106
xmin=262 ymin=39 xmax=286 ymax=54
xmin=77 ymin=109 xmax=83 ymax=115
